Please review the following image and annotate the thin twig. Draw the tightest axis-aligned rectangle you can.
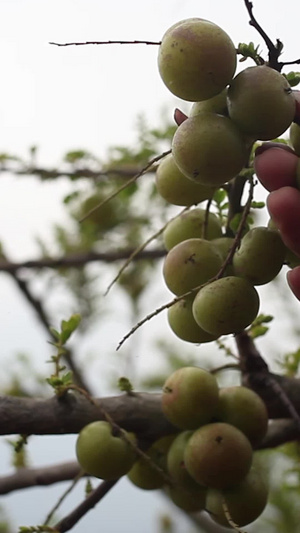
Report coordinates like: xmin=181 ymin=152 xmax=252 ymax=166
xmin=54 ymin=479 xmax=118 ymax=532
xmin=49 ymin=40 xmax=161 ymax=47
xmin=104 ymin=206 xmax=190 ymax=296
xmin=79 ymin=150 xmax=171 ymax=223
xmin=44 ymin=470 xmax=85 ymax=526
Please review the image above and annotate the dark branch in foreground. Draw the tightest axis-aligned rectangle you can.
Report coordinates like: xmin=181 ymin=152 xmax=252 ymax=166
xmin=0 ymin=249 xmax=166 ymax=274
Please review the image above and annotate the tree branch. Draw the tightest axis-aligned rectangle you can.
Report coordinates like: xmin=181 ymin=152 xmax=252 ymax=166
xmin=0 ymin=249 xmax=166 ymax=274
xmin=0 ymin=392 xmax=176 ymax=443
xmin=0 ymin=461 xmax=81 ymax=495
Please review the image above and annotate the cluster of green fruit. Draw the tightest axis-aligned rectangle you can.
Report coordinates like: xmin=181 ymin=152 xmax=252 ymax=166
xmin=75 ymin=367 xmax=269 ymax=528
xmin=155 ymin=17 xmax=299 ymax=343
xmin=161 ymin=206 xmax=287 ymax=343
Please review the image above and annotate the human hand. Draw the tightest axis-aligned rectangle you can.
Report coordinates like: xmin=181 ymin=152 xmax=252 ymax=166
xmin=254 ymin=143 xmax=300 ymax=299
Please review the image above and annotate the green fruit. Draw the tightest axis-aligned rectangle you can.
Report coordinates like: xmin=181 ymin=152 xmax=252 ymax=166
xmin=232 ymin=226 xmax=286 ymax=285
xmin=289 ymin=122 xmax=300 ymax=156
xmin=192 ymin=276 xmax=260 ymax=336
xmin=227 ymin=65 xmax=295 ymax=141
xmin=190 ymin=89 xmax=228 ymax=116
xmin=158 ymin=18 xmax=236 ymax=102
xmin=184 ymin=422 xmax=253 ymax=489
xmin=76 ymin=421 xmax=137 ymax=480
xmin=127 ymin=435 xmax=175 ymax=490
xmin=163 ymin=208 xmax=223 ymax=250
xmin=156 ymin=153 xmax=216 ymax=206
xmin=172 ymin=113 xmax=247 ymax=186
xmin=167 ymin=431 xmax=200 ymax=490
xmin=79 ymin=193 xmax=120 ymax=230
xmin=162 ymin=367 xmax=219 ymax=430
xmin=166 ymin=484 xmax=207 ymax=512
xmin=206 ymin=465 xmax=269 ymax=527
xmin=167 ymin=295 xmax=219 ymax=344
xmin=163 ymin=238 xmax=223 ymax=296
xmin=216 ymin=386 xmax=268 ymax=447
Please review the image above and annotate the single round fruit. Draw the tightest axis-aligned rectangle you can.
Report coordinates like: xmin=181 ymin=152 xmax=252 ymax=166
xmin=192 ymin=276 xmax=260 ymax=336
xmin=167 ymin=431 xmax=200 ymax=490
xmin=190 ymin=89 xmax=228 ymax=116
xmin=216 ymin=386 xmax=268 ymax=447
xmin=227 ymin=65 xmax=295 ymax=141
xmin=167 ymin=295 xmax=219 ymax=344
xmin=156 ymin=153 xmax=216 ymax=206
xmin=172 ymin=113 xmax=247 ymax=186
xmin=184 ymin=422 xmax=253 ymax=489
xmin=162 ymin=367 xmax=219 ymax=430
xmin=232 ymin=226 xmax=286 ymax=285
xmin=206 ymin=465 xmax=269 ymax=527
xmin=163 ymin=208 xmax=223 ymax=250
xmin=127 ymin=435 xmax=175 ymax=490
xmin=76 ymin=421 xmax=137 ymax=480
xmin=163 ymin=238 xmax=223 ymax=296
xmin=166 ymin=483 xmax=207 ymax=512
xmin=289 ymin=122 xmax=300 ymax=156
xmin=158 ymin=18 xmax=236 ymax=102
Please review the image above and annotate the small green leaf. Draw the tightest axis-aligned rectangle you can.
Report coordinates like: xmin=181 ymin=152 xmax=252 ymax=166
xmin=60 ymin=314 xmax=81 ymax=344
xmin=251 ymin=201 xmax=265 ymax=209
xmin=118 ymin=376 xmax=134 ymax=393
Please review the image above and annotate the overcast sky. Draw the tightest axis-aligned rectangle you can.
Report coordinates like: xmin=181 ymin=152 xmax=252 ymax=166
xmin=1 ymin=1 xmax=300 ymax=531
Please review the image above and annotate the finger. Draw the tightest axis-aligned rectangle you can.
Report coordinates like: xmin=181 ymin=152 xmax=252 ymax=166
xmin=287 ymin=266 xmax=300 ymax=301
xmin=267 ymin=186 xmax=300 ymax=257
xmin=254 ymin=146 xmax=298 ymax=191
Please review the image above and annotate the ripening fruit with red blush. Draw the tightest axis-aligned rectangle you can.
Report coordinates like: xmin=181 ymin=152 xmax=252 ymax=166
xmin=161 ymin=366 xmax=219 ymax=430
xmin=184 ymin=422 xmax=253 ymax=489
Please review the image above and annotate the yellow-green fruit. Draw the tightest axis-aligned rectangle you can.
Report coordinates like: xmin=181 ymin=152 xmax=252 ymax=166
xmin=163 ymin=238 xmax=223 ymax=296
xmin=190 ymin=89 xmax=228 ymax=116
xmin=192 ymin=276 xmax=260 ymax=336
xmin=227 ymin=65 xmax=295 ymax=140
xmin=232 ymin=226 xmax=286 ymax=285
xmin=184 ymin=422 xmax=253 ymax=489
xmin=127 ymin=435 xmax=175 ymax=490
xmin=79 ymin=193 xmax=121 ymax=231
xmin=158 ymin=18 xmax=236 ymax=102
xmin=172 ymin=113 xmax=247 ymax=186
xmin=163 ymin=208 xmax=222 ymax=250
xmin=161 ymin=367 xmax=219 ymax=430
xmin=167 ymin=295 xmax=219 ymax=344
xmin=289 ymin=122 xmax=300 ymax=156
xmin=166 ymin=484 xmax=207 ymax=512
xmin=155 ymin=153 xmax=216 ymax=206
xmin=206 ymin=466 xmax=269 ymax=527
xmin=76 ymin=421 xmax=136 ymax=480
xmin=216 ymin=386 xmax=268 ymax=447
xmin=167 ymin=431 xmax=199 ymax=490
